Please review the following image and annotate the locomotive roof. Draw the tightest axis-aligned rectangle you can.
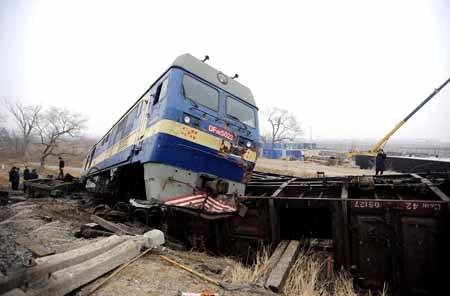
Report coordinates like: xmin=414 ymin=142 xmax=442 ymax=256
xmin=171 ymin=54 xmax=256 ymax=107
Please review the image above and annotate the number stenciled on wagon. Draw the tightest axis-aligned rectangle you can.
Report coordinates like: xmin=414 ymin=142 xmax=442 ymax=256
xmin=353 ymin=200 xmax=381 ymax=209
xmin=406 ymin=202 xmax=420 ymax=211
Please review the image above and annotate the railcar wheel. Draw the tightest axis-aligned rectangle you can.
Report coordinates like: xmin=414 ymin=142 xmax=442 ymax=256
xmin=131 ymin=208 xmax=149 ymax=225
xmin=93 ymin=204 xmax=111 ymax=216
xmin=113 ymin=201 xmax=131 ymax=214
xmin=148 ymin=206 xmax=163 ymax=225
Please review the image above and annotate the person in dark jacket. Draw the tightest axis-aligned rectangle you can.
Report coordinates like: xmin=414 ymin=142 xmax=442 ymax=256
xmin=58 ymin=157 xmax=65 ymax=179
xmin=9 ymin=166 xmax=16 ymax=189
xmin=11 ymin=167 xmax=20 ymax=190
xmin=375 ymin=149 xmax=387 ymax=175
xmin=23 ymin=166 xmax=30 ymax=180
xmin=30 ymin=169 xmax=39 ymax=179
xmin=23 ymin=166 xmax=30 ymax=192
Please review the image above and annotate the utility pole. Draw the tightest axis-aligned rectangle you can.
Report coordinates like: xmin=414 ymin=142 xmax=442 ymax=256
xmin=309 ymin=125 xmax=312 ymax=149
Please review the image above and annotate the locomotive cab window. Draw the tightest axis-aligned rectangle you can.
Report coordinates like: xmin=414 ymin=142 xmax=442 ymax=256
xmin=153 ymin=78 xmax=168 ymax=105
xmin=182 ymin=75 xmax=219 ymax=111
xmin=226 ymin=96 xmax=256 ymax=128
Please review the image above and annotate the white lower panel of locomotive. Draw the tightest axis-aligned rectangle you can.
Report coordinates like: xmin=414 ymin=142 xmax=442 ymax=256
xmin=143 ymin=163 xmax=245 ymax=202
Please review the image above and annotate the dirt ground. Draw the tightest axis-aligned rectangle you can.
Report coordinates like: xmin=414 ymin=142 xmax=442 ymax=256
xmin=0 ymin=157 xmax=385 ymax=295
xmin=0 ymin=195 xmax=96 ymax=275
xmin=0 ymin=195 xmax=271 ymax=296
xmin=82 ymin=250 xmax=269 ymax=296
xmin=255 ymin=158 xmax=393 ymax=177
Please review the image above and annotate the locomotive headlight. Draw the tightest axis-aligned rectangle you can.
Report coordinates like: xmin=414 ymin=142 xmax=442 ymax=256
xmin=183 ymin=115 xmax=191 ymax=124
xmin=246 ymin=141 xmax=252 ymax=148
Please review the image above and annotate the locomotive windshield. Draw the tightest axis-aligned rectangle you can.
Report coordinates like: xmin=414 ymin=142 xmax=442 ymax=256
xmin=182 ymin=75 xmax=219 ymax=111
xmin=226 ymin=96 xmax=256 ymax=128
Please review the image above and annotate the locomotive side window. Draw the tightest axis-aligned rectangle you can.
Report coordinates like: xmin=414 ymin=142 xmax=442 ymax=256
xmin=226 ymin=96 xmax=256 ymax=128
xmin=182 ymin=75 xmax=219 ymax=111
xmin=153 ymin=79 xmax=168 ymax=105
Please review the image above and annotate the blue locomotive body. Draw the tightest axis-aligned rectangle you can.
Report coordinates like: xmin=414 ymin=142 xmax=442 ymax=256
xmin=83 ymin=54 xmax=260 ymax=201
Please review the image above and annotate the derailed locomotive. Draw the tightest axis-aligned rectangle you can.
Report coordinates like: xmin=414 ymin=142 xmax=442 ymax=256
xmin=82 ymin=54 xmax=260 ymax=207
xmin=81 ymin=55 xmax=450 ymax=295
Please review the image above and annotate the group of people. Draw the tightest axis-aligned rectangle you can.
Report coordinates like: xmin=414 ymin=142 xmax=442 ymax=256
xmin=8 ymin=166 xmax=39 ymax=191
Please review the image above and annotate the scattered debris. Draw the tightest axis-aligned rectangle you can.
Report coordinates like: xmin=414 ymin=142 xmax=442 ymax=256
xmin=90 ymin=215 xmax=141 ymax=236
xmin=86 ymin=246 xmax=154 ymax=295
xmin=143 ymin=229 xmax=165 ymax=249
xmin=40 ymin=215 xmax=52 ymax=222
xmin=24 ymin=178 xmax=80 ymax=198
xmin=0 ymin=235 xmax=129 ymax=294
xmin=14 ymin=238 xmax=55 ymax=258
xmin=159 ymin=255 xmax=221 ymax=287
xmin=177 ymin=292 xmax=219 ymax=296
xmin=0 ymin=230 xmax=165 ymax=296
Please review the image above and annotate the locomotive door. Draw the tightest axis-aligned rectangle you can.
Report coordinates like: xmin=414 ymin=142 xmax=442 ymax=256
xmin=146 ymin=77 xmax=168 ymax=128
xmin=137 ymin=95 xmax=150 ymax=138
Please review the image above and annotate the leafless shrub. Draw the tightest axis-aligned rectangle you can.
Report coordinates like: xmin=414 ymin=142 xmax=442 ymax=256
xmin=37 ymin=107 xmax=87 ymax=167
xmin=3 ymin=99 xmax=42 ymax=156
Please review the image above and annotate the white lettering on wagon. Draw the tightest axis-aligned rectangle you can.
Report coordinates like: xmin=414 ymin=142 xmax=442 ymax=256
xmin=419 ymin=202 xmax=441 ymax=211
xmin=353 ymin=201 xmax=381 ymax=209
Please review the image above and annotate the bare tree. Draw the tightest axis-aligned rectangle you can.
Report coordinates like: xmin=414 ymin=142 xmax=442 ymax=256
xmin=37 ymin=107 xmax=87 ymax=167
xmin=265 ymin=107 xmax=302 ymax=149
xmin=0 ymin=127 xmax=10 ymax=155
xmin=3 ymin=99 xmax=42 ymax=156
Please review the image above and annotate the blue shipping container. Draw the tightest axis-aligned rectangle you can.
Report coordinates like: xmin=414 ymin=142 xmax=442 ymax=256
xmin=285 ymin=150 xmax=303 ymax=160
xmin=262 ymin=149 xmax=283 ymax=159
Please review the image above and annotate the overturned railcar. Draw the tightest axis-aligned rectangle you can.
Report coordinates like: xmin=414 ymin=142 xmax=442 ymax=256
xmin=223 ymin=172 xmax=450 ymax=296
xmin=82 ymin=54 xmax=260 ymax=202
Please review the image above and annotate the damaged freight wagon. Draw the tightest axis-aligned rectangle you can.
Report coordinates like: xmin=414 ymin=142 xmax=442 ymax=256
xmin=223 ymin=172 xmax=450 ymax=296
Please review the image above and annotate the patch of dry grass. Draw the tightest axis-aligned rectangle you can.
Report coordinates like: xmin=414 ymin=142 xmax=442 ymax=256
xmin=333 ymin=273 xmax=358 ymax=296
xmin=227 ymin=247 xmax=270 ymax=285
xmin=226 ymin=248 xmax=389 ymax=296
xmin=225 ymin=248 xmax=356 ymax=295
xmin=283 ymin=251 xmax=328 ymax=296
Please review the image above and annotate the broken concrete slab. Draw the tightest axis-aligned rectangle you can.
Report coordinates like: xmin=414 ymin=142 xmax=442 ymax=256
xmin=25 ymin=238 xmax=144 ymax=296
xmin=15 ymin=238 xmax=55 ymax=257
xmin=143 ymin=229 xmax=165 ymax=249
xmin=0 ymin=235 xmax=129 ymax=294
xmin=1 ymin=288 xmax=27 ymax=296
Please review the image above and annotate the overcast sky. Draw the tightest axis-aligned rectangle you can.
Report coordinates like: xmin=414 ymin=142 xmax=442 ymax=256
xmin=1 ymin=0 xmax=449 ymax=142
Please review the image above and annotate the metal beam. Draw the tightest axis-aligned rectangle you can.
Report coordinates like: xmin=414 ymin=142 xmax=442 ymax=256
xmin=411 ymin=173 xmax=450 ymax=202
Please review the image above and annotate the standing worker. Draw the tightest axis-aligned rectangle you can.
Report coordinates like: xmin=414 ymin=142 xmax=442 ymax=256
xmin=9 ymin=166 xmax=16 ymax=189
xmin=23 ymin=166 xmax=30 ymax=180
xmin=58 ymin=157 xmax=65 ymax=179
xmin=23 ymin=166 xmax=31 ymax=192
xmin=30 ymin=168 xmax=39 ymax=179
xmin=12 ymin=167 xmax=20 ymax=190
xmin=375 ymin=149 xmax=387 ymax=175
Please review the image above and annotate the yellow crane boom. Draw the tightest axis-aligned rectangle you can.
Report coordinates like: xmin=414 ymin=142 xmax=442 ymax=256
xmin=351 ymin=76 xmax=450 ymax=156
